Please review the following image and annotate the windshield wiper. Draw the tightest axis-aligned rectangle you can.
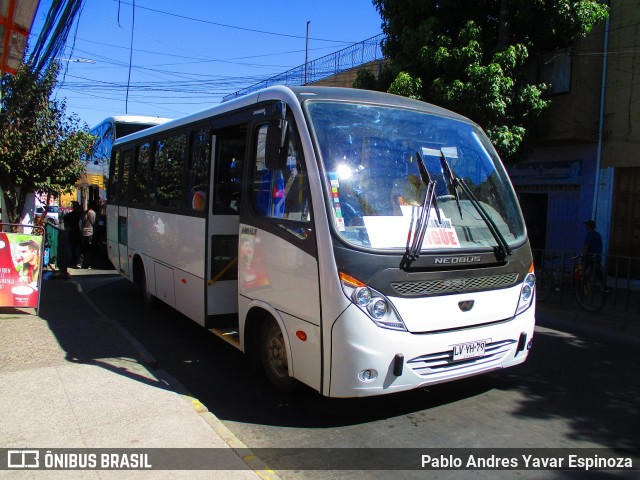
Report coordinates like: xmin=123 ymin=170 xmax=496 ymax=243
xmin=402 ymin=150 xmax=442 ymax=267
xmin=438 ymin=149 xmax=463 ymax=219
xmin=439 ymin=150 xmax=511 ymax=262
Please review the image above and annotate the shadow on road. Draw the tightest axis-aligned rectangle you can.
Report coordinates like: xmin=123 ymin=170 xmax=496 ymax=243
xmin=84 ymin=278 xmax=639 ymax=452
xmin=36 ymin=273 xmax=176 ymax=394
xmin=497 ymin=326 xmax=639 ymax=452
xmin=84 ymin=278 xmax=499 ymax=426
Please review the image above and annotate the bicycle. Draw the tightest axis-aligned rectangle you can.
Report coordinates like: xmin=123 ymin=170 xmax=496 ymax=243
xmin=535 ymin=254 xmax=607 ymax=312
xmin=573 ymin=255 xmax=607 ymax=312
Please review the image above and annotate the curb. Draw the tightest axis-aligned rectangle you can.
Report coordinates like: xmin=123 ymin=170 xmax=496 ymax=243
xmin=72 ymin=277 xmax=281 ymax=479
xmin=154 ymin=368 xmax=282 ymax=480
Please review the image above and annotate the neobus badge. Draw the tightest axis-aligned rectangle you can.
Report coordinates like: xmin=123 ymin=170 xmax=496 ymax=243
xmin=433 ymin=255 xmax=482 ymax=264
xmin=458 ymin=300 xmax=475 ymax=312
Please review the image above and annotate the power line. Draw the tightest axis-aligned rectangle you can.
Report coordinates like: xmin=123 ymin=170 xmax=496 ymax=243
xmin=114 ymin=0 xmax=362 ymax=44
xmin=61 ymin=43 xmax=298 ymax=71
xmin=63 ymin=36 xmax=342 ymax=67
xmin=29 ymin=0 xmax=85 ymax=72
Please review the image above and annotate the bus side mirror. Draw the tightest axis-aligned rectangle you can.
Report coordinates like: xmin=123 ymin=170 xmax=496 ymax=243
xmin=265 ymin=102 xmax=288 ymax=171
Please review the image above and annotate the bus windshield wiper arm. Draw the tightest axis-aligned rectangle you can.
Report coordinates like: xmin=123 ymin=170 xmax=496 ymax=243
xmin=438 ymin=149 xmax=463 ymax=219
xmin=403 ymin=150 xmax=441 ymax=266
xmin=440 ymin=153 xmax=511 ymax=262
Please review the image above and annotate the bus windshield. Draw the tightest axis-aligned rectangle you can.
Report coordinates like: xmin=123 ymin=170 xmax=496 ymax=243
xmin=306 ymin=101 xmax=526 ymax=252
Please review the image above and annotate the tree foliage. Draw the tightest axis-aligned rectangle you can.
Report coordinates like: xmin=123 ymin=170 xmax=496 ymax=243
xmin=0 ymin=62 xmax=95 ymax=223
xmin=367 ymin=0 xmax=609 ymax=162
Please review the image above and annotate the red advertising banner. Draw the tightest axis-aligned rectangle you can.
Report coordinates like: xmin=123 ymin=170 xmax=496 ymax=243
xmin=0 ymin=231 xmax=43 ymax=309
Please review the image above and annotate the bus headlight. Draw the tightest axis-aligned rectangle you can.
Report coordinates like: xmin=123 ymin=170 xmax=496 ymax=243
xmin=515 ymin=271 xmax=536 ymax=315
xmin=353 ymin=287 xmax=372 ymax=307
xmin=341 ymin=272 xmax=407 ymax=331
xmin=369 ymin=298 xmax=388 ymax=319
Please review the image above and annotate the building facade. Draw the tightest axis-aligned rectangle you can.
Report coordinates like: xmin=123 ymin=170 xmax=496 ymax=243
xmin=512 ymin=0 xmax=639 ymax=264
xmin=225 ymin=4 xmax=638 ymax=265
xmin=601 ymin=0 xmax=640 ymax=261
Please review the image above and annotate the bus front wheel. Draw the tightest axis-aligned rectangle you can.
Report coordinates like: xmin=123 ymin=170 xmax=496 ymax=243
xmin=259 ymin=318 xmax=298 ymax=393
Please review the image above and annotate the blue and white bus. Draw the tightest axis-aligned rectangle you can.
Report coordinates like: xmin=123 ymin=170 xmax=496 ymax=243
xmin=107 ymin=86 xmax=536 ymax=398
xmin=83 ymin=116 xmax=171 ymax=205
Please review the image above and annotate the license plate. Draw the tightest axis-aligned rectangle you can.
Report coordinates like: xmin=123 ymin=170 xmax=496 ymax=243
xmin=452 ymin=340 xmax=487 ymax=361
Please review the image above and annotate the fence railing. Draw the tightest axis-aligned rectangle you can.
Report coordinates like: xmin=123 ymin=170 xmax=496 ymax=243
xmin=222 ymin=34 xmax=386 ymax=102
xmin=533 ymin=249 xmax=640 ymax=315
xmin=44 ymin=223 xmax=67 ymax=273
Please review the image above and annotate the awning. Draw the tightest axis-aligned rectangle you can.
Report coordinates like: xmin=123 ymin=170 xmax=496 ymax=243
xmin=0 ymin=0 xmax=39 ymax=75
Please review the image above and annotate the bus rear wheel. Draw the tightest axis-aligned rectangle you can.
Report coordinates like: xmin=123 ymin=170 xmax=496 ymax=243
xmin=134 ymin=260 xmax=155 ymax=308
xmin=259 ymin=318 xmax=298 ymax=393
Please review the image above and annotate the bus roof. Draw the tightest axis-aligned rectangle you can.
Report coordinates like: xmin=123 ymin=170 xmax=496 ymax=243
xmin=113 ymin=86 xmax=472 ymax=146
xmin=91 ymin=115 xmax=172 ymax=131
xmin=287 ymin=86 xmax=466 ymax=120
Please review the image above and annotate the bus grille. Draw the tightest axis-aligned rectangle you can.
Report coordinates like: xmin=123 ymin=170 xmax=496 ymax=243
xmin=407 ymin=339 xmax=516 ymax=377
xmin=391 ymin=273 xmax=518 ymax=296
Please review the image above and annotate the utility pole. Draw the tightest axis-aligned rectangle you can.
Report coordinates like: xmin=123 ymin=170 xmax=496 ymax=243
xmin=304 ymin=21 xmax=310 ymax=84
xmin=126 ymin=0 xmax=135 ymax=113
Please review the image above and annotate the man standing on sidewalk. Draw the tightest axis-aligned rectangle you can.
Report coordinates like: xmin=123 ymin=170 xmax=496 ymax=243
xmin=64 ymin=201 xmax=82 ymax=268
xmin=582 ymin=219 xmax=604 ymax=286
xmin=79 ymin=203 xmax=96 ymax=269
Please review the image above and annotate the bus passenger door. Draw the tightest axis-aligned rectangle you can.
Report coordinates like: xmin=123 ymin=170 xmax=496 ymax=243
xmin=238 ymin=115 xmax=321 ymax=390
xmin=117 ymin=149 xmax=133 ymax=277
xmin=206 ymin=127 xmax=247 ymax=319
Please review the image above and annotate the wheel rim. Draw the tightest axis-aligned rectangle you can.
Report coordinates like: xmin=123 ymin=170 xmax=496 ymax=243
xmin=265 ymin=324 xmax=288 ymax=378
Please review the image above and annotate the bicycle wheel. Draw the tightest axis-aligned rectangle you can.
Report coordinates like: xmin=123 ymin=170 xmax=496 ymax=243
xmin=574 ymin=277 xmax=606 ymax=312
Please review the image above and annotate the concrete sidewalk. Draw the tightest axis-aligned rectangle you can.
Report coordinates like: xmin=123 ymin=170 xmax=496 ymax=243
xmin=536 ymin=290 xmax=640 ymax=340
xmin=0 ymin=269 xmax=278 ymax=479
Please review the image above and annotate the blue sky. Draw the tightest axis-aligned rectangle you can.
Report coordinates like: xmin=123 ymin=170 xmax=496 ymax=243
xmin=29 ymin=0 xmax=383 ymax=128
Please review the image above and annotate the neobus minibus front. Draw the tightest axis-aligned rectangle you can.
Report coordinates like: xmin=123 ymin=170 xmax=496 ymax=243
xmin=301 ymin=90 xmax=535 ymax=397
xmin=104 ymin=85 xmax=534 ymax=399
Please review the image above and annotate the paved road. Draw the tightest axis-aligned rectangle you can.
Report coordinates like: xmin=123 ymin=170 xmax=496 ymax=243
xmin=82 ymin=274 xmax=640 ymax=479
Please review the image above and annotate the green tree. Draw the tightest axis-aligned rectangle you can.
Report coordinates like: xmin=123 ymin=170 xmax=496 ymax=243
xmin=368 ymin=0 xmax=609 ymax=162
xmin=0 ymin=62 xmax=95 ymax=224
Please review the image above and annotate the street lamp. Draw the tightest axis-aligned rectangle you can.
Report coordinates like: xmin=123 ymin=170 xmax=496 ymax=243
xmin=58 ymin=57 xmax=96 ymax=64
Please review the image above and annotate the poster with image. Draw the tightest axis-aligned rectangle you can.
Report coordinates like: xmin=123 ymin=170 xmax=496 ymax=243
xmin=0 ymin=232 xmax=43 ymax=309
xmin=239 ymin=228 xmax=270 ymax=291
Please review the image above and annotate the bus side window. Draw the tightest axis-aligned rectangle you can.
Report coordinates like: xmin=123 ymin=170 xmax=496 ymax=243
xmin=213 ymin=126 xmax=247 ymax=215
xmin=188 ymin=129 xmax=210 ymax=213
xmin=251 ymin=122 xmax=310 ymax=223
xmin=101 ymin=124 xmax=113 ymax=163
xmin=152 ymin=133 xmax=186 ymax=209
xmin=131 ymin=142 xmax=151 ymax=205
xmin=120 ymin=150 xmax=132 ymax=204
xmin=108 ymin=148 xmax=121 ymax=204
xmin=252 ymin=124 xmax=271 ymax=216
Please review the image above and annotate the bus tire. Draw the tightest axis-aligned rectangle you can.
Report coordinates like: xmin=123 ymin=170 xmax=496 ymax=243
xmin=141 ymin=273 xmax=156 ymax=308
xmin=133 ymin=258 xmax=155 ymax=308
xmin=259 ymin=317 xmax=299 ymax=393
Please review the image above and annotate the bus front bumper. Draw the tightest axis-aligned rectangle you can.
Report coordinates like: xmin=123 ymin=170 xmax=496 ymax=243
xmin=327 ymin=304 xmax=535 ymax=398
